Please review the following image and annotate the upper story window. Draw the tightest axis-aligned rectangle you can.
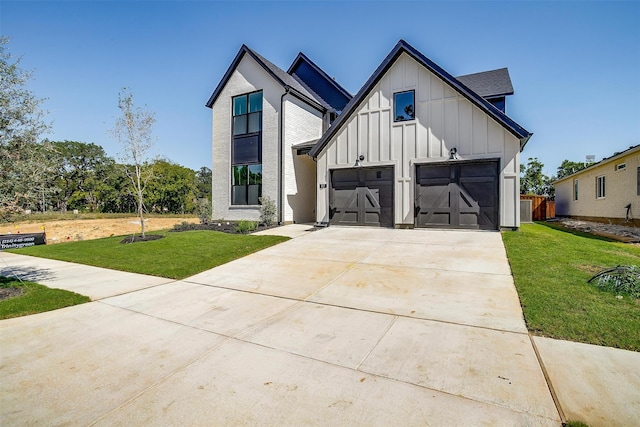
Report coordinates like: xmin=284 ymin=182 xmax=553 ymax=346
xmin=231 ymin=91 xmax=263 ymax=205
xmin=233 ymin=91 xmax=262 ymax=136
xmin=573 ymin=179 xmax=579 ymax=201
xmin=637 ymin=167 xmax=639 ymax=196
xmin=394 ymin=90 xmax=415 ymax=122
xmin=596 ymin=175 xmax=606 ymax=199
xmin=615 ymin=162 xmax=626 ymax=171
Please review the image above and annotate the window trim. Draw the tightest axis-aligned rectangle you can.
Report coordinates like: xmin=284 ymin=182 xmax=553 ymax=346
xmin=393 ymin=90 xmax=415 ymax=122
xmin=596 ymin=175 xmax=606 ymax=199
xmin=231 ymin=90 xmax=263 ymax=206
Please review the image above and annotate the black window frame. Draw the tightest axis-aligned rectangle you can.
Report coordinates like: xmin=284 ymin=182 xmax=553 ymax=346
xmin=573 ymin=179 xmax=579 ymax=201
xmin=231 ymin=90 xmax=263 ymax=205
xmin=393 ymin=90 xmax=415 ymax=122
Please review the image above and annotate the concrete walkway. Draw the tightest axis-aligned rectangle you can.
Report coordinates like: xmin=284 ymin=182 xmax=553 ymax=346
xmin=0 ymin=226 xmax=635 ymax=425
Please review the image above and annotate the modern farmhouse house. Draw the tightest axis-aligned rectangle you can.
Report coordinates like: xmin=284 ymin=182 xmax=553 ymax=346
xmin=206 ymin=40 xmax=532 ymax=230
xmin=555 ymin=145 xmax=640 ymax=226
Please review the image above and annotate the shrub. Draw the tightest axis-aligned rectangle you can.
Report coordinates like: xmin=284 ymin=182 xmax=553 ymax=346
xmin=196 ymin=198 xmax=212 ymax=224
xmin=588 ymin=265 xmax=640 ymax=298
xmin=235 ymin=220 xmax=257 ymax=234
xmin=259 ymin=196 xmax=276 ymax=226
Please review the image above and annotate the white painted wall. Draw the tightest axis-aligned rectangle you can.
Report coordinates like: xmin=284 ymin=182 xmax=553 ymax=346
xmin=316 ymin=53 xmax=522 ymax=228
xmin=555 ymin=148 xmax=640 ymax=219
xmin=211 ymin=54 xmax=284 ymax=221
xmin=282 ymin=96 xmax=322 ymax=223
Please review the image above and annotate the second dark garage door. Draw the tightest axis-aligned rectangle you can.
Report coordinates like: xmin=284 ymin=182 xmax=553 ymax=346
xmin=415 ymin=160 xmax=499 ymax=230
xmin=330 ymin=167 xmax=394 ymax=227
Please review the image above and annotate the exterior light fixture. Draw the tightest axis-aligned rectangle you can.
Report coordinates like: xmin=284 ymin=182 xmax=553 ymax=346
xmin=449 ymin=147 xmax=458 ymax=160
xmin=355 ymin=154 xmax=365 ymax=167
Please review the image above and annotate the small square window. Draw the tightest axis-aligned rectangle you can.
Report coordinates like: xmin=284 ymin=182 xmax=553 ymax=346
xmin=616 ymin=162 xmax=626 ymax=171
xmin=394 ymin=91 xmax=415 ymax=122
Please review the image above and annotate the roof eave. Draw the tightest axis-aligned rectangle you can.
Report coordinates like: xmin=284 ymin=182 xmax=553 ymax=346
xmin=311 ymin=40 xmax=532 ymax=159
xmin=287 ymin=52 xmax=353 ymax=100
xmin=554 ymin=144 xmax=640 ymax=183
xmin=206 ymin=46 xmax=327 ymax=112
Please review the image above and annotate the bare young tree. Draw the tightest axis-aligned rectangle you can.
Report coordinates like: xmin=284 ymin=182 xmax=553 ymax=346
xmin=111 ymin=87 xmax=155 ymax=237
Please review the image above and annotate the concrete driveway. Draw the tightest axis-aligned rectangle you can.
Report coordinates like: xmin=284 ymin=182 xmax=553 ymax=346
xmin=0 ymin=227 xmax=561 ymax=426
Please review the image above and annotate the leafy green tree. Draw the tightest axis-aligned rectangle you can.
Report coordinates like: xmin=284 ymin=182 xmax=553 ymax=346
xmin=51 ymin=140 xmax=114 ymax=213
xmin=111 ymin=88 xmax=155 ymax=236
xmin=145 ymin=159 xmax=197 ymax=214
xmin=0 ymin=37 xmax=54 ymax=218
xmin=556 ymin=159 xmax=590 ymax=179
xmin=520 ymin=157 xmax=554 ymax=196
xmin=196 ymin=166 xmax=212 ymax=201
xmin=96 ymin=165 xmax=136 ymax=213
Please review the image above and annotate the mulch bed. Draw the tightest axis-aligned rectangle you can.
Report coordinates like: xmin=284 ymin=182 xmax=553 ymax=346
xmin=120 ymin=234 xmax=165 ymax=244
xmin=169 ymin=221 xmax=279 ymax=235
xmin=0 ymin=286 xmax=24 ymax=301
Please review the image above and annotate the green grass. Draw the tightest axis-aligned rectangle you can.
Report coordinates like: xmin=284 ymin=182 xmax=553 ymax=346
xmin=502 ymin=222 xmax=640 ymax=351
xmin=10 ymin=230 xmax=289 ymax=280
xmin=0 ymin=277 xmax=90 ymax=320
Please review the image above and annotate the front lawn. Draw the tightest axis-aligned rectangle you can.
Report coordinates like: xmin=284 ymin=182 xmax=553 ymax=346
xmin=10 ymin=230 xmax=289 ymax=280
xmin=502 ymin=222 xmax=640 ymax=351
xmin=0 ymin=277 xmax=90 ymax=320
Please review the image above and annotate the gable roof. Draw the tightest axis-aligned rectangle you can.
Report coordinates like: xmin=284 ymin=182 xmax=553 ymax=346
xmin=288 ymin=52 xmax=352 ymax=111
xmin=554 ymin=144 xmax=640 ymax=184
xmin=205 ymin=45 xmax=330 ymax=111
xmin=309 ymin=40 xmax=532 ymax=159
xmin=456 ymin=68 xmax=514 ymax=99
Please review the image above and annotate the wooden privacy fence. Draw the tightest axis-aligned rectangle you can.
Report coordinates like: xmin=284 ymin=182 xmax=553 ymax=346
xmin=520 ymin=195 xmax=555 ymax=221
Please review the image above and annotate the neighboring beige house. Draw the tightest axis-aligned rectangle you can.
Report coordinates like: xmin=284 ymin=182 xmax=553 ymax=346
xmin=555 ymin=145 xmax=640 ymax=225
xmin=207 ymin=40 xmax=533 ymax=229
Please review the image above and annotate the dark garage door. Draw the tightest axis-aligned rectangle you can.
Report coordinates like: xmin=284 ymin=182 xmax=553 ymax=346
xmin=330 ymin=167 xmax=394 ymax=227
xmin=415 ymin=160 xmax=499 ymax=230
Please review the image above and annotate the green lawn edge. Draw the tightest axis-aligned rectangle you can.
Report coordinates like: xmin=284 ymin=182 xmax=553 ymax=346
xmin=502 ymin=222 xmax=640 ymax=351
xmin=8 ymin=230 xmax=290 ymax=280
xmin=0 ymin=277 xmax=90 ymax=320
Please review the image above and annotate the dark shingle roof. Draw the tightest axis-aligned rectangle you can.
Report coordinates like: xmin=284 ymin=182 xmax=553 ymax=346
xmin=456 ymin=68 xmax=514 ymax=99
xmin=309 ymin=40 xmax=532 ymax=158
xmin=205 ymin=45 xmax=330 ymax=110
xmin=288 ymin=52 xmax=352 ymax=111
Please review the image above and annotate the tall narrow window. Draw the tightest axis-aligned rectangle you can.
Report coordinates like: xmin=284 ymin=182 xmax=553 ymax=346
xmin=637 ymin=167 xmax=639 ymax=196
xmin=231 ymin=91 xmax=262 ymax=205
xmin=573 ymin=179 xmax=579 ymax=201
xmin=394 ymin=90 xmax=415 ymax=122
xmin=596 ymin=175 xmax=606 ymax=199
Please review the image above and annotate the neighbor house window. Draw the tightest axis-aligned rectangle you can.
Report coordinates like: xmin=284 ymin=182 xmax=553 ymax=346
xmin=615 ymin=162 xmax=626 ymax=171
xmin=637 ymin=167 xmax=639 ymax=196
xmin=573 ymin=179 xmax=579 ymax=201
xmin=394 ymin=90 xmax=415 ymax=122
xmin=596 ymin=175 xmax=606 ymax=199
xmin=232 ymin=90 xmax=262 ymax=205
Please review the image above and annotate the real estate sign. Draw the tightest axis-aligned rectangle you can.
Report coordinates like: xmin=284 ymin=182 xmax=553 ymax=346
xmin=0 ymin=233 xmax=47 ymax=250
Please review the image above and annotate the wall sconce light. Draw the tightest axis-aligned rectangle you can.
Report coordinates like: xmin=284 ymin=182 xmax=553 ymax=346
xmin=449 ymin=147 xmax=458 ymax=160
xmin=354 ymin=154 xmax=365 ymax=167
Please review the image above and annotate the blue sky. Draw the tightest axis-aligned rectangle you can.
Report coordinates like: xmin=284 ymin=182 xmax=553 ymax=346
xmin=2 ymin=0 xmax=639 ymax=176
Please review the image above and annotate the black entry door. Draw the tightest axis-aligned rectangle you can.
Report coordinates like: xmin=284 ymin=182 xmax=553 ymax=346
xmin=415 ymin=160 xmax=499 ymax=230
xmin=330 ymin=167 xmax=394 ymax=227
